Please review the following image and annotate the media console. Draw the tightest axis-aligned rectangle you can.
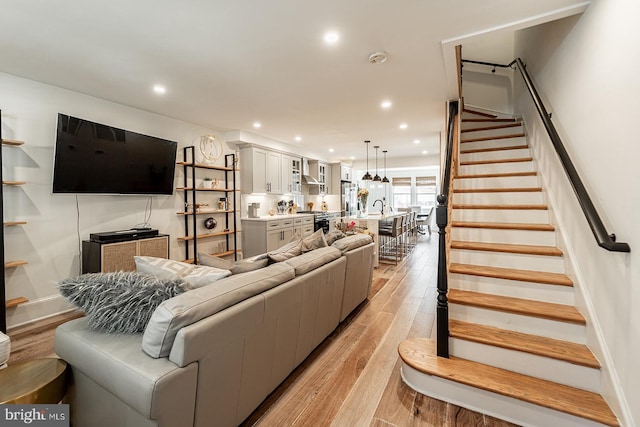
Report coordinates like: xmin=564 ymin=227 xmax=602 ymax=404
xmin=82 ymin=233 xmax=169 ymax=274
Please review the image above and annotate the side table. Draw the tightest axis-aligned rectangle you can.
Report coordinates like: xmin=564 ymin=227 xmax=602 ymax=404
xmin=0 ymin=358 xmax=68 ymax=404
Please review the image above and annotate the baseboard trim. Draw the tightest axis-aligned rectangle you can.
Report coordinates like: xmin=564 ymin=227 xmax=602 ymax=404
xmin=6 ymin=294 xmax=76 ymax=331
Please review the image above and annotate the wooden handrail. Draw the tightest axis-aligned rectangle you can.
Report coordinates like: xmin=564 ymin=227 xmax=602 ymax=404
xmin=461 ymin=58 xmax=630 ymax=253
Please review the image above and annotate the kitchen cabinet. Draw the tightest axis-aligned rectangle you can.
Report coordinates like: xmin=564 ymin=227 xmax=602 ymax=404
xmin=340 ymin=164 xmax=352 ymax=182
xmin=267 ymin=151 xmax=282 ymax=193
xmin=281 ymin=155 xmax=302 ymax=194
xmin=241 ymin=147 xmax=299 ymax=195
xmin=241 ymin=215 xmax=314 ymax=257
xmin=309 ymin=161 xmax=331 ymax=195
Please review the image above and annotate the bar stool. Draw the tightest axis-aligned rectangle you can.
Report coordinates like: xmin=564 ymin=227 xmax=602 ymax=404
xmin=379 ymin=216 xmax=402 ymax=264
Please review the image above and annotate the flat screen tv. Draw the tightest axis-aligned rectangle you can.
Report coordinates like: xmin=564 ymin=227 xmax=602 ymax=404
xmin=52 ymin=114 xmax=178 ymax=195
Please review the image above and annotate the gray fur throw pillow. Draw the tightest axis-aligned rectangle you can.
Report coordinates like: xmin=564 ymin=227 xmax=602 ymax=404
xmin=57 ymin=271 xmax=189 ymax=334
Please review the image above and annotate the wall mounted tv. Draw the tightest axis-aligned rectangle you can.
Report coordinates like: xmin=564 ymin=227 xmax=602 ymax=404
xmin=52 ymin=114 xmax=178 ymax=195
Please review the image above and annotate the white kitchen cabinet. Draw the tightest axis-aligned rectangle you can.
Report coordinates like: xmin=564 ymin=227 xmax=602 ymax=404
xmin=309 ymin=161 xmax=331 ymax=195
xmin=280 ymin=154 xmax=302 ymax=195
xmin=241 ymin=215 xmax=314 ymax=257
xmin=240 ymin=147 xmax=284 ymax=194
xmin=340 ymin=164 xmax=352 ymax=182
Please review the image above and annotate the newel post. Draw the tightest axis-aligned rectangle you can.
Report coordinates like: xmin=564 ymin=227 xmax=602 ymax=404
xmin=436 ymin=193 xmax=449 ymax=358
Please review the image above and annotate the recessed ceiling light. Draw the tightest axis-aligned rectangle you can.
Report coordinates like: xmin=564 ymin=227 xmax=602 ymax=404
xmin=253 ymin=122 xmax=261 ymax=129
xmin=350 ymin=156 xmax=355 ymax=160
xmin=295 ymin=136 xmax=302 ymax=142
xmin=381 ymin=100 xmax=392 ymax=109
xmin=413 ymin=139 xmax=420 ymax=144
xmin=399 ymin=123 xmax=408 ymax=129
xmin=153 ymin=85 xmax=166 ymax=95
xmin=329 ymin=148 xmax=335 ymax=153
xmin=422 ymin=150 xmax=428 ymax=155
xmin=324 ymin=31 xmax=339 ymax=44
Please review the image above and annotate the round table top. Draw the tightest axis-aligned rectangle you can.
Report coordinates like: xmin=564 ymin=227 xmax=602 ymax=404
xmin=0 ymin=358 xmax=68 ymax=404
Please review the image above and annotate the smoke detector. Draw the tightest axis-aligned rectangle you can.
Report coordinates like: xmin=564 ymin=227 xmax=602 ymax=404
xmin=368 ymin=51 xmax=388 ymax=64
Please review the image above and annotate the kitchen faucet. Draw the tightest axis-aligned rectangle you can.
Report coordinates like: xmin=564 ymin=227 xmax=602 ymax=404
xmin=373 ymin=199 xmax=384 ymax=214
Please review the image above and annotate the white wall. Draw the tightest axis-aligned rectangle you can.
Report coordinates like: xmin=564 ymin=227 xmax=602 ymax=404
xmin=1 ymin=72 xmax=237 ymax=329
xmin=514 ymin=1 xmax=639 ymax=424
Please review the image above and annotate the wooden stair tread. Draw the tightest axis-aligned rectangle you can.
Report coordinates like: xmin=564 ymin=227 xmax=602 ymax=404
xmin=460 ymin=157 xmax=532 ymax=166
xmin=460 ymin=144 xmax=528 ymax=154
xmin=449 ymin=320 xmax=599 ymax=368
xmin=461 ymin=123 xmax=523 ymax=133
xmin=451 ymin=221 xmax=555 ymax=231
xmin=462 ymin=118 xmax=517 ymax=123
xmin=448 ymin=289 xmax=583 ymax=323
xmin=451 ymin=241 xmax=562 ymax=256
xmin=453 ymin=187 xmax=542 ymax=193
xmin=461 ymin=133 xmax=526 ymax=143
xmin=450 ymin=263 xmax=572 ymax=286
xmin=456 ymin=171 xmax=537 ymax=179
xmin=463 ymin=108 xmax=497 ymax=118
xmin=398 ymin=339 xmax=618 ymax=426
xmin=453 ymin=203 xmax=547 ymax=210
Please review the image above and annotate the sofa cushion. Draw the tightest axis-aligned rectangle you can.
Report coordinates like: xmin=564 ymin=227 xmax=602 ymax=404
xmin=267 ymin=239 xmax=303 ymax=263
xmin=134 ymin=256 xmax=232 ymax=288
xmin=331 ymin=234 xmax=374 ymax=254
xmin=301 ymin=229 xmax=328 ymax=252
xmin=284 ymin=246 xmax=342 ymax=276
xmin=57 ymin=272 xmax=188 ymax=333
xmin=198 ymin=253 xmax=268 ymax=275
xmin=324 ymin=229 xmax=346 ymax=246
xmin=142 ymin=263 xmax=295 ymax=358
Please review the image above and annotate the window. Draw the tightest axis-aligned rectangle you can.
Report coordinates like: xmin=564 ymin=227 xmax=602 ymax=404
xmin=416 ymin=176 xmax=437 ymax=208
xmin=392 ymin=177 xmax=411 ymax=209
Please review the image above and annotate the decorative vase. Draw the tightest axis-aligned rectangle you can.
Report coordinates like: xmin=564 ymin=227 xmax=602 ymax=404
xmin=360 ymin=196 xmax=368 ymax=214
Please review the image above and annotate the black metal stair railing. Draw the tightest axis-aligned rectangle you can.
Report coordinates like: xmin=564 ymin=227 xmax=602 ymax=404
xmin=461 ymin=58 xmax=630 ymax=253
xmin=436 ymin=100 xmax=459 ymax=358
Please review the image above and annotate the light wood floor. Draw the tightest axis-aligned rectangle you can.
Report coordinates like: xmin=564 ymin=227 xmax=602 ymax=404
xmin=7 ymin=235 xmax=517 ymax=426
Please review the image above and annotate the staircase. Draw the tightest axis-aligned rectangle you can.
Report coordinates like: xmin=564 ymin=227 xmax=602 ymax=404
xmin=399 ymin=108 xmax=620 ymax=427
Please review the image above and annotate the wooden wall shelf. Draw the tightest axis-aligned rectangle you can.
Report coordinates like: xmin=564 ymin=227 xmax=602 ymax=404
xmin=177 ymin=210 xmax=237 ymax=216
xmin=1 ymin=139 xmax=25 ymax=146
xmin=5 ymin=260 xmax=28 ymax=269
xmin=176 ymin=161 xmax=239 ymax=172
xmin=6 ymin=297 xmax=28 ymax=309
xmin=2 ymin=181 xmax=26 ymax=186
xmin=3 ymin=221 xmax=27 ymax=227
xmin=177 ymin=230 xmax=237 ymax=242
xmin=176 ymin=187 xmax=240 ymax=192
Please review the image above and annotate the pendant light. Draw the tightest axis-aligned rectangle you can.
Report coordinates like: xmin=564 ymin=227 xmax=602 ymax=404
xmin=382 ymin=150 xmax=389 ymax=183
xmin=362 ymin=140 xmax=372 ymax=181
xmin=373 ymin=145 xmax=381 ymax=182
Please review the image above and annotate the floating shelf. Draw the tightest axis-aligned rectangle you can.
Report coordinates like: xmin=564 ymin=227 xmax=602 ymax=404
xmin=177 ymin=210 xmax=237 ymax=216
xmin=182 ymin=250 xmax=240 ymax=264
xmin=6 ymin=297 xmax=28 ymax=309
xmin=1 ymin=139 xmax=25 ymax=146
xmin=5 ymin=260 xmax=28 ymax=269
xmin=177 ymin=230 xmax=238 ymax=242
xmin=176 ymin=161 xmax=239 ymax=172
xmin=176 ymin=187 xmax=239 ymax=192
xmin=2 ymin=181 xmax=26 ymax=186
xmin=3 ymin=221 xmax=27 ymax=227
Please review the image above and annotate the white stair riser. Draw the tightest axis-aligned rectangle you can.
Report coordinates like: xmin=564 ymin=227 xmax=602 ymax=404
xmin=449 ymin=273 xmax=575 ymax=305
xmin=401 ymin=364 xmax=608 ymax=427
xmin=460 ymin=126 xmax=523 ymax=139
xmin=449 ymin=304 xmax=586 ymax=344
xmin=459 ymin=137 xmax=527 ymax=151
xmin=449 ymin=339 xmax=600 ymax=392
xmin=459 ymin=161 xmax=535 ymax=176
xmin=450 ymin=249 xmax=565 ymax=273
xmin=453 ymin=191 xmax=544 ymax=205
xmin=451 ymin=227 xmax=557 ymax=246
xmin=454 ymin=175 xmax=539 ymax=189
xmin=460 ymin=148 xmax=531 ymax=162
xmin=462 ymin=111 xmax=515 ymax=120
xmin=452 ymin=209 xmax=550 ymax=224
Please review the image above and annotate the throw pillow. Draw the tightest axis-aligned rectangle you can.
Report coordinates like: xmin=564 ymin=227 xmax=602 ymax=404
xmin=57 ymin=271 xmax=188 ymax=333
xmin=267 ymin=239 xmax=303 ymax=263
xmin=134 ymin=256 xmax=231 ymax=288
xmin=199 ymin=253 xmax=269 ymax=275
xmin=301 ymin=228 xmax=328 ymax=252
xmin=325 ymin=229 xmax=346 ymax=246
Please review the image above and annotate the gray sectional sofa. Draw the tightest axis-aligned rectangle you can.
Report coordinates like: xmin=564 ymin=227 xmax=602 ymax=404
xmin=55 ymin=234 xmax=375 ymax=427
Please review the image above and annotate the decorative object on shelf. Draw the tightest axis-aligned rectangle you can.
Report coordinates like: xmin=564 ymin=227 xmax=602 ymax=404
xmin=357 ymin=187 xmax=369 ymax=214
xmin=307 ymin=202 xmax=314 ymax=210
xmin=268 ymin=209 xmax=275 ymax=216
xmin=202 ymin=177 xmax=219 ymax=189
xmin=287 ymin=200 xmax=297 ymax=214
xmin=204 ymin=217 xmax=217 ymax=231
xmin=362 ymin=140 xmax=372 ymax=181
xmin=248 ymin=203 xmax=260 ymax=218
xmin=276 ymin=200 xmax=287 ymax=215
xmin=382 ymin=150 xmax=389 ymax=183
xmin=321 ymin=201 xmax=328 ymax=211
xmin=373 ymin=146 xmax=381 ymax=182
xmin=218 ymin=198 xmax=228 ymax=211
xmin=198 ymin=134 xmax=224 ymax=165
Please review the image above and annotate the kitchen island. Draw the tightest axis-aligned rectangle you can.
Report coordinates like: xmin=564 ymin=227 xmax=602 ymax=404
xmin=339 ymin=212 xmax=406 ymax=267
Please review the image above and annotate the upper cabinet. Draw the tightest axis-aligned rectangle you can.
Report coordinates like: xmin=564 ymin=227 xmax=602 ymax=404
xmin=340 ymin=164 xmax=352 ymax=182
xmin=309 ymin=161 xmax=331 ymax=195
xmin=240 ymin=147 xmax=300 ymax=195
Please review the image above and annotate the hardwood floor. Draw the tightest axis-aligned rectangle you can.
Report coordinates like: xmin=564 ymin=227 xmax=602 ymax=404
xmin=6 ymin=235 xmax=518 ymax=426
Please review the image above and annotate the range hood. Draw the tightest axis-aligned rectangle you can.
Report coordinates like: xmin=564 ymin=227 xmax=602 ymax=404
xmin=302 ymin=158 xmax=320 ymax=185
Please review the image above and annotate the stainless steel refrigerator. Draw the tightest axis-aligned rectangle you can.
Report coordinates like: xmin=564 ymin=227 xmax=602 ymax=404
xmin=341 ymin=182 xmax=356 ymax=216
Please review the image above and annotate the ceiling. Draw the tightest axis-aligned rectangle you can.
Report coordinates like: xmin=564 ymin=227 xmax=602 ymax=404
xmin=0 ymin=0 xmax=587 ymax=163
